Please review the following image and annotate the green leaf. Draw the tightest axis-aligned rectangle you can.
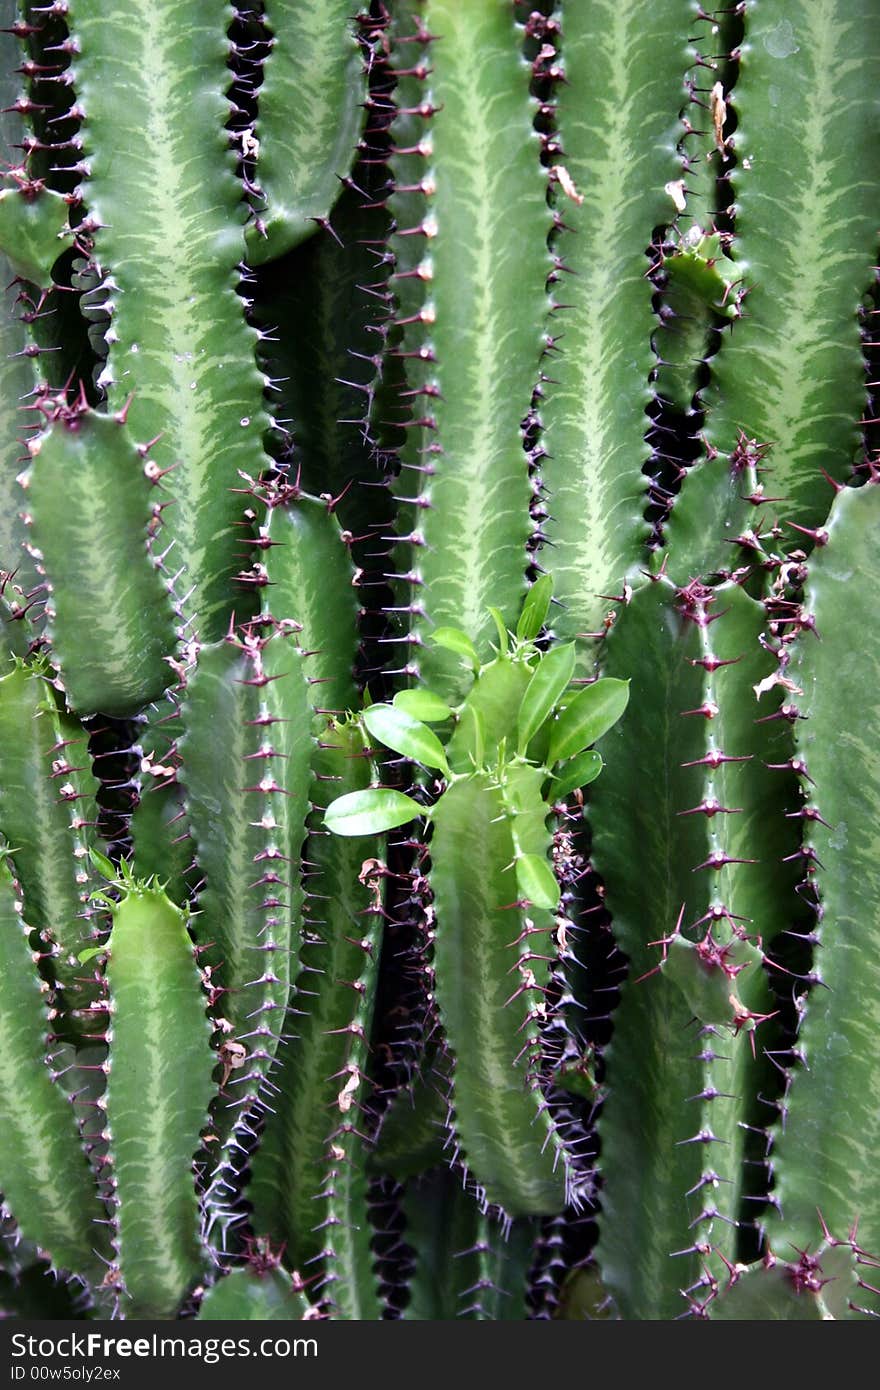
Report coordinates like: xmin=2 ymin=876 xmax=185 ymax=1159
xmin=487 ymin=606 xmax=509 ymax=655
xmin=431 ymin=627 xmax=480 ymax=670
xmin=393 ymin=689 xmax=454 ymax=722
xmin=363 ymin=703 xmax=450 ymax=776
xmin=515 ymin=853 xmax=560 ymax=911
xmin=324 ymin=788 xmax=423 ymax=837
xmin=548 ymin=679 xmax=630 ymax=764
xmin=76 ymin=946 xmax=105 ymax=965
xmin=89 ymin=848 xmax=116 ymax=881
xmin=516 ymin=573 xmax=553 ymax=641
xmin=547 ymin=750 xmax=603 ymax=802
xmin=517 ymin=642 xmax=576 ymax=754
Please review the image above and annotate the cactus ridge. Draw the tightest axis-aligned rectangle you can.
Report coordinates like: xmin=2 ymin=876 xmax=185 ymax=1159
xmin=384 ymin=0 xmax=550 ymax=696
xmin=243 ymin=0 xmax=366 ymax=265
xmin=249 ymin=719 xmax=385 ymax=1319
xmin=0 ymin=849 xmax=109 ymax=1282
xmin=538 ymin=0 xmax=690 ymax=649
xmin=664 ymin=0 xmax=880 ymax=579
xmin=0 ymin=655 xmax=111 ymax=1024
xmin=63 ymin=0 xmax=275 ymax=642
xmin=21 ymin=396 xmax=178 ymax=717
xmin=98 ymin=871 xmax=216 ymax=1319
xmin=761 ymin=481 xmax=880 ymax=1300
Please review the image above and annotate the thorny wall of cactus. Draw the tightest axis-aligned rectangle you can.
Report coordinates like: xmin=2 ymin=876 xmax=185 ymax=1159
xmin=0 ymin=0 xmax=877 ymax=1322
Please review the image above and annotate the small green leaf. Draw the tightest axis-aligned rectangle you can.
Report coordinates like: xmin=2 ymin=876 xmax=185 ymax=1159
xmin=324 ymin=788 xmax=424 ymax=837
xmin=76 ymin=946 xmax=105 ymax=965
xmin=487 ymin=606 xmax=509 ymax=654
xmin=516 ymin=573 xmax=553 ymax=641
xmin=431 ymin=627 xmax=480 ymax=670
xmin=517 ymin=642 xmax=576 ymax=754
xmin=548 ymin=679 xmax=630 ymax=764
xmin=363 ymin=704 xmax=450 ymax=776
xmin=89 ymin=848 xmax=116 ymax=881
xmin=393 ymin=689 xmax=454 ymax=722
xmin=547 ymin=750 xmax=604 ymax=802
xmin=515 ymin=853 xmax=560 ymax=911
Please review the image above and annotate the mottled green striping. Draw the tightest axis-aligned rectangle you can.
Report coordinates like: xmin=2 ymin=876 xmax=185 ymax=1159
xmin=0 ymin=855 xmax=108 ymax=1279
xmin=24 ymin=412 xmax=177 ymax=716
xmin=540 ymin=1 xmax=688 ymax=651
xmin=178 ymin=636 xmax=311 ymax=1049
xmin=263 ymin=499 xmax=359 ymax=717
xmin=105 ymin=883 xmax=215 ymax=1318
xmin=765 ymin=483 xmax=880 ymax=1297
xmin=130 ymin=694 xmax=194 ymax=907
xmin=430 ymin=773 xmax=567 ymax=1216
xmin=679 ymin=585 xmax=800 ymax=1270
xmin=0 ymin=9 xmax=42 ymax=598
xmin=653 ymin=6 xmax=732 ymax=416
xmin=0 ymin=661 xmax=103 ymax=986
xmin=245 ymin=0 xmax=365 ymax=263
xmin=197 ymin=1266 xmax=311 ymax=1320
xmin=389 ymin=0 xmax=549 ymax=697
xmin=66 ymin=0 xmax=272 ymax=640
xmin=249 ymin=721 xmax=383 ymax=1318
xmin=666 ymin=0 xmax=880 ymax=575
xmin=590 ymin=580 xmax=709 ymax=1317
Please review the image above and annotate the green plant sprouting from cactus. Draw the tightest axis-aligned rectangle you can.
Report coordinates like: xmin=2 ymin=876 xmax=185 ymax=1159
xmin=0 ymin=0 xmax=878 ymax=1324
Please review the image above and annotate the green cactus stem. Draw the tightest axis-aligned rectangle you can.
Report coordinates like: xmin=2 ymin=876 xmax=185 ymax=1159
xmin=651 ymin=7 xmax=739 ymax=419
xmin=244 ymin=1 xmax=365 ymax=264
xmin=762 ymin=481 xmax=880 ymax=1286
xmin=21 ymin=398 xmax=178 ymax=716
xmin=589 ymin=577 xmax=800 ymax=1316
xmin=253 ymin=181 xmax=394 ymax=525
xmin=129 ymin=692 xmax=194 ymax=908
xmin=197 ymin=1258 xmax=313 ymax=1321
xmin=538 ymin=0 xmax=690 ymax=648
xmin=386 ymin=0 xmax=551 ymax=696
xmin=665 ymin=0 xmax=880 ymax=578
xmin=0 ymin=182 xmax=73 ymax=289
xmin=400 ymin=1171 xmax=534 ymax=1321
xmin=64 ymin=0 xmax=274 ymax=641
xmin=100 ymin=869 xmax=215 ymax=1319
xmin=709 ymin=1229 xmax=878 ymax=1320
xmin=0 ymin=849 xmax=109 ymax=1282
xmin=260 ymin=487 xmax=360 ymax=718
xmin=249 ymin=719 xmax=384 ymax=1319
xmin=0 ymin=657 xmax=105 ymax=1004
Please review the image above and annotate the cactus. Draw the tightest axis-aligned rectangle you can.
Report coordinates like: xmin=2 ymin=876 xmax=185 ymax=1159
xmin=0 ymin=0 xmax=878 ymax=1325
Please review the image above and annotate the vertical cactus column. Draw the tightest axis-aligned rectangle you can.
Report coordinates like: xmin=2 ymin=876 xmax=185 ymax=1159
xmin=64 ymin=0 xmax=274 ymax=641
xmin=665 ymin=0 xmax=880 ymax=577
xmin=763 ymin=481 xmax=880 ymax=1302
xmin=386 ymin=0 xmax=551 ymax=696
xmin=539 ymin=0 xmax=690 ymax=650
